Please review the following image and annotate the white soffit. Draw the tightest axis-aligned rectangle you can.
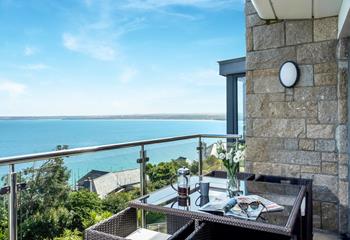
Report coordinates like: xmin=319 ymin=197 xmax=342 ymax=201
xmin=272 ymin=0 xmax=312 ymax=19
xmin=338 ymin=0 xmax=350 ymax=38
xmin=251 ymin=0 xmax=343 ymax=20
xmin=314 ymin=0 xmax=343 ymax=18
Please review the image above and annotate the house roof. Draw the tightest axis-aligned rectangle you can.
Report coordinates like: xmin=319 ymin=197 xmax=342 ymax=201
xmin=77 ymin=169 xmax=109 ymax=186
xmin=92 ymin=168 xmax=140 ymax=198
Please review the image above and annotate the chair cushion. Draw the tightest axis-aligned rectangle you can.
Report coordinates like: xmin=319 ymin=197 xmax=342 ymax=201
xmin=126 ymin=228 xmax=171 ymax=240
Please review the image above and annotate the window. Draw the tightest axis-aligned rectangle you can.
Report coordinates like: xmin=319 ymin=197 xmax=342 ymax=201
xmin=227 ymin=74 xmax=246 ymax=137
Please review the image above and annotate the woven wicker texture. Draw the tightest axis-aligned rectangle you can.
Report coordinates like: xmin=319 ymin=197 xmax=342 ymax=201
xmin=168 ymin=220 xmax=195 ymax=240
xmin=84 ymin=207 xmax=137 ymax=240
xmin=166 ymin=214 xmax=192 ymax=234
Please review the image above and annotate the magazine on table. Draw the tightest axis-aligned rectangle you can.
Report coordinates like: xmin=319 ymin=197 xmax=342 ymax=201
xmin=199 ymin=195 xmax=284 ymax=220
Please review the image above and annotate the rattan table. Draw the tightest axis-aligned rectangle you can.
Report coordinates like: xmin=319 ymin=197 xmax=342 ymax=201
xmin=129 ymin=176 xmax=310 ymax=240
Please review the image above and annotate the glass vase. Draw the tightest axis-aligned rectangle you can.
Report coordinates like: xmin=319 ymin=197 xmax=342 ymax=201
xmin=226 ymin=169 xmax=240 ymax=198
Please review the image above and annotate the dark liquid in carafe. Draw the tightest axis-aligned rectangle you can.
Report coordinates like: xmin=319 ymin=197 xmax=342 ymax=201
xmin=178 ymin=186 xmax=190 ymax=196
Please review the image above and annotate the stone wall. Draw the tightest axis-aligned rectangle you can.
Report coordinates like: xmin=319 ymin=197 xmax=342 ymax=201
xmin=245 ymin=0 xmax=350 ymax=233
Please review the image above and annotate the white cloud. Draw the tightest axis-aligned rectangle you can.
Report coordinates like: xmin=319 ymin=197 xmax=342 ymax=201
xmin=24 ymin=46 xmax=38 ymax=56
xmin=0 ymin=81 xmax=26 ymax=97
xmin=118 ymin=67 xmax=138 ymax=83
xmin=21 ymin=63 xmax=49 ymax=71
xmin=62 ymin=33 xmax=116 ymax=61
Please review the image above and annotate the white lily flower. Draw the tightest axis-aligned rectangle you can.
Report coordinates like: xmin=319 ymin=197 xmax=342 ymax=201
xmin=226 ymin=152 xmax=232 ymax=160
xmin=218 ymin=153 xmax=226 ymax=160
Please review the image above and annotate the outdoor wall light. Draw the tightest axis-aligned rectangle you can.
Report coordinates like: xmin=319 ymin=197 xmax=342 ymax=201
xmin=279 ymin=61 xmax=300 ymax=88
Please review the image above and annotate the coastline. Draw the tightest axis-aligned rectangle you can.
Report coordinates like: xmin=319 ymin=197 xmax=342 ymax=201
xmin=0 ymin=113 xmax=227 ymax=121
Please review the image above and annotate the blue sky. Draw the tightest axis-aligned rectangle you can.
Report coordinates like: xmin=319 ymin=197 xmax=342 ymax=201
xmin=0 ymin=0 xmax=245 ymax=116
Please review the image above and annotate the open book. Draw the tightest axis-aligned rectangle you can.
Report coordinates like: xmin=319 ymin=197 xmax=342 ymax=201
xmin=199 ymin=195 xmax=284 ymax=220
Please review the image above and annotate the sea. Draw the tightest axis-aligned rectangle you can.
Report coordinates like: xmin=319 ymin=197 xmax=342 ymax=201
xmin=0 ymin=119 xmax=225 ymax=185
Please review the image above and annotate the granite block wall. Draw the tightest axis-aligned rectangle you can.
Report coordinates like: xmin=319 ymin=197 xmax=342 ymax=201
xmin=245 ymin=0 xmax=350 ymax=233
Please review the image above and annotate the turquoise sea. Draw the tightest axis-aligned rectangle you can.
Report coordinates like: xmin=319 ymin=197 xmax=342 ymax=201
xmin=0 ymin=119 xmax=225 ymax=185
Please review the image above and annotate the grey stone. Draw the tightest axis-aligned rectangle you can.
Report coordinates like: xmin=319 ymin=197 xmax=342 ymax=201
xmin=246 ymin=27 xmax=253 ymax=52
xmin=321 ymin=153 xmax=337 ymax=162
xmin=339 ymin=165 xmax=348 ymax=180
xmin=315 ymin=139 xmax=336 ymax=152
xmin=314 ymin=73 xmax=337 ymax=86
xmin=299 ymin=139 xmax=314 ymax=151
xmin=314 ymin=215 xmax=321 ymax=229
xmin=336 ymin=125 xmax=348 ymax=153
xmin=338 ymin=69 xmax=348 ymax=100
xmin=314 ymin=17 xmax=338 ymax=42
xmin=338 ymin=99 xmax=347 ymax=124
xmin=268 ymin=93 xmax=285 ymax=101
xmin=284 ymin=138 xmax=298 ymax=150
xmin=285 ymin=95 xmax=293 ymax=101
xmin=246 ymin=71 xmax=253 ymax=94
xmin=337 ymin=38 xmax=350 ymax=60
xmin=251 ymin=162 xmax=273 ymax=175
xmin=307 ymin=124 xmax=334 ymax=139
xmin=246 ymin=14 xmax=265 ymax=28
xmin=246 ymin=46 xmax=296 ymax=70
xmin=269 ymin=150 xmax=321 ymax=165
xmin=296 ymin=65 xmax=313 ymax=87
xmin=338 ymin=153 xmax=349 ymax=165
xmin=271 ymin=163 xmax=300 ymax=178
xmin=321 ymin=202 xmax=338 ymax=231
xmin=286 ymin=20 xmax=313 ymax=45
xmin=318 ymin=101 xmax=337 ymax=123
xmin=246 ymin=94 xmax=267 ymax=118
xmin=245 ymin=118 xmax=253 ymax=137
xmin=245 ymin=137 xmax=283 ymax=162
xmin=301 ymin=165 xmax=320 ymax=174
xmin=252 ymin=68 xmax=284 ymax=93
xmin=321 ymin=162 xmax=337 ymax=175
xmin=268 ymin=101 xmax=317 ymax=118
xmin=246 ymin=94 xmax=287 ymax=118
xmin=253 ymin=22 xmax=284 ymax=50
xmin=294 ymin=86 xmax=337 ymax=102
xmin=285 ymin=88 xmax=293 ymax=96
xmin=314 ymin=62 xmax=337 ymax=74
xmin=312 ymin=174 xmax=338 ymax=189
xmin=313 ymin=200 xmax=322 ymax=216
xmin=245 ymin=1 xmax=256 ymax=15
xmin=297 ymin=40 xmax=337 ymax=64
xmin=339 ymin=181 xmax=349 ymax=205
xmin=311 ymin=184 xmax=339 ymax=203
xmin=339 ymin=203 xmax=349 ymax=234
xmin=253 ymin=119 xmax=305 ymax=138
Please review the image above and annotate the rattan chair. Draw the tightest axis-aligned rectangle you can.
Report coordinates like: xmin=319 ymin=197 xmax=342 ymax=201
xmin=84 ymin=207 xmax=195 ymax=240
xmin=184 ymin=222 xmax=291 ymax=240
xmin=85 ymin=207 xmax=137 ymax=240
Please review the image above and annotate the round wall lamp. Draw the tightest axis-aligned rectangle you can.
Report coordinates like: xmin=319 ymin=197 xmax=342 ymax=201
xmin=279 ymin=61 xmax=300 ymax=88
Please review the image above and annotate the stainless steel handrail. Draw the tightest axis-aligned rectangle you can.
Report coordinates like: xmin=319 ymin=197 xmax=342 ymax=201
xmin=0 ymin=134 xmax=240 ymax=166
xmin=1 ymin=133 xmax=241 ymax=240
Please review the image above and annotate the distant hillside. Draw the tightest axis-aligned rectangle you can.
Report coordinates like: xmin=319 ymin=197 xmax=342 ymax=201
xmin=0 ymin=114 xmax=226 ymax=121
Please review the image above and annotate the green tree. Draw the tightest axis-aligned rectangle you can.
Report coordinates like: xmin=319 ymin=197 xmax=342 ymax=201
xmin=102 ymin=190 xmax=138 ymax=214
xmin=54 ymin=229 xmax=82 ymax=240
xmin=146 ymin=157 xmax=199 ymax=190
xmin=0 ymin=198 xmax=8 ymax=240
xmin=65 ymin=190 xmax=103 ymax=232
xmin=18 ymin=145 xmax=71 ymax=239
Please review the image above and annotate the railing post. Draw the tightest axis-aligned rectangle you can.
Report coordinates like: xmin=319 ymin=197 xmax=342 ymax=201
xmin=8 ymin=164 xmax=17 ymax=240
xmin=137 ymin=145 xmax=149 ymax=228
xmin=197 ymin=137 xmax=203 ymax=177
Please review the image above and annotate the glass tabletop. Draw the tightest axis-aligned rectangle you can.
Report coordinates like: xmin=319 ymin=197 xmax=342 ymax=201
xmin=135 ymin=176 xmax=304 ymax=228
